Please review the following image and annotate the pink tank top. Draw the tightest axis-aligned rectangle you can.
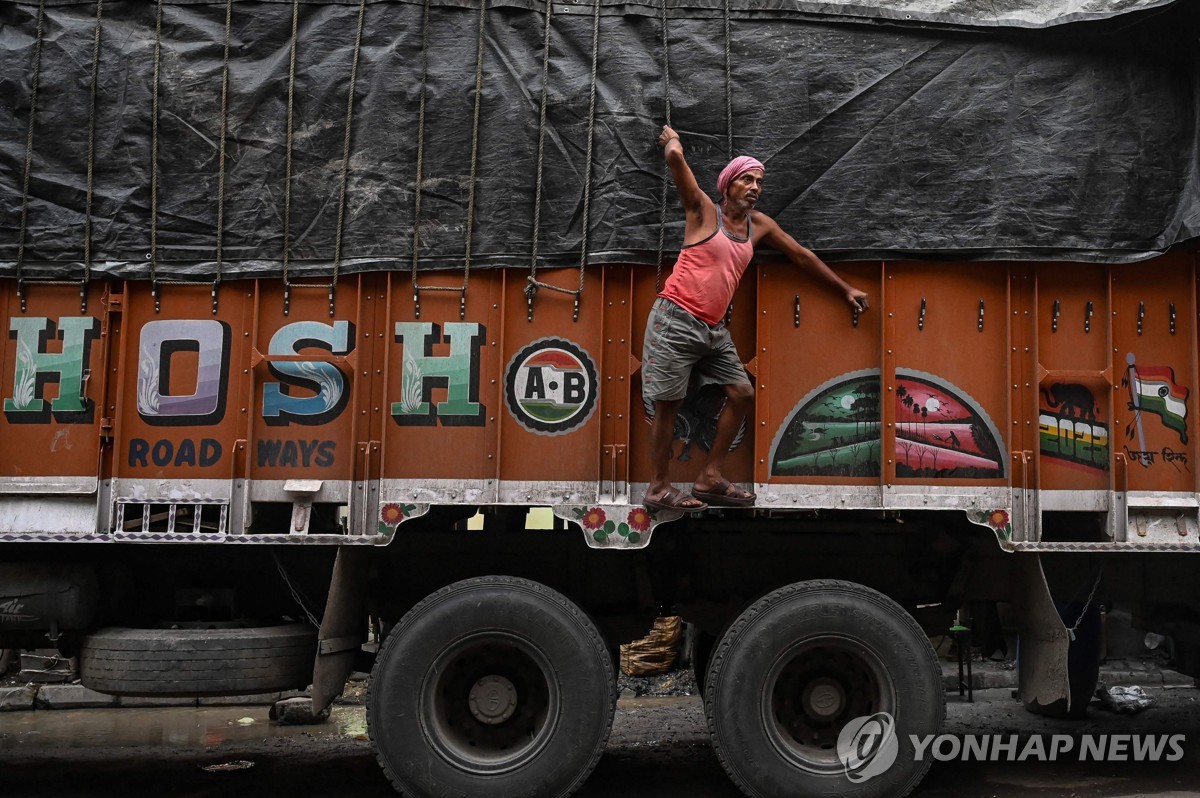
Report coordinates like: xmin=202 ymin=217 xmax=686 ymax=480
xmin=659 ymin=203 xmax=754 ymax=325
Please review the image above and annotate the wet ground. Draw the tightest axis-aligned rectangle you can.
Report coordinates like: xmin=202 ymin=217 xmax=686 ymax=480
xmin=4 ymin=682 xmax=1200 ymax=797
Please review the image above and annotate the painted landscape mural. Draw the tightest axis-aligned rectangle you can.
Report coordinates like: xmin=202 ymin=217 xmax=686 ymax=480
xmin=771 ymin=369 xmax=1006 ymax=479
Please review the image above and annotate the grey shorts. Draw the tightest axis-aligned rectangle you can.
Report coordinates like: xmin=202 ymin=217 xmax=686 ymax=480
xmin=642 ymin=297 xmax=750 ymax=402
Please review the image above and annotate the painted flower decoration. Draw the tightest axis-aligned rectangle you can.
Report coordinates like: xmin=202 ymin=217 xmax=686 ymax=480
xmin=380 ymin=503 xmax=407 ymax=525
xmin=627 ymin=507 xmax=652 ymax=533
xmin=987 ymin=509 xmax=1010 ymax=529
xmin=581 ymin=507 xmax=607 ymax=530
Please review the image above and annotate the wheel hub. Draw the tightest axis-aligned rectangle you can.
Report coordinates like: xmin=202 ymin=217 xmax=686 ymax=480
xmin=468 ymin=674 xmax=518 ymax=725
xmin=801 ymin=677 xmax=845 ymax=720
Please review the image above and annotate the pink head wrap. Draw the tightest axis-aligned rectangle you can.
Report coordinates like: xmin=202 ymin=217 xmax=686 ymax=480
xmin=717 ymin=156 xmax=766 ymax=199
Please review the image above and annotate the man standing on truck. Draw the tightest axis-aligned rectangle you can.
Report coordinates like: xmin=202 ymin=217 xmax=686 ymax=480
xmin=643 ymin=125 xmax=870 ymax=512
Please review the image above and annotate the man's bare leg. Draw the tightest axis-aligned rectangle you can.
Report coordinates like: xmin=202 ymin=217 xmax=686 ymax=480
xmin=645 ymin=398 xmax=705 ymax=510
xmin=693 ymin=382 xmax=756 ymax=503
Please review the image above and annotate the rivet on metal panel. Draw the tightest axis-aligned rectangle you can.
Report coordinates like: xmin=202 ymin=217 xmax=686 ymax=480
xmin=977 ymin=299 xmax=984 ymax=332
xmin=852 ymin=307 xmax=859 ymax=327
xmin=1170 ymin=303 xmax=1176 ymax=335
xmin=1086 ymin=301 xmax=1094 ymax=332
xmin=1052 ymin=299 xmax=1060 ymax=332
xmin=761 ymin=421 xmax=766 ymax=426
xmin=918 ymin=298 xmax=926 ymax=330
xmin=794 ymin=294 xmax=800 ymax=327
xmin=1137 ymin=301 xmax=1145 ymax=335
xmin=620 ymin=339 xmax=625 ymax=343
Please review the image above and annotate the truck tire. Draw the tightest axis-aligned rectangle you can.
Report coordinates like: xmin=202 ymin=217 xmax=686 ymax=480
xmin=368 ymin=576 xmax=615 ymax=798
xmin=79 ymin=624 xmax=317 ymax=696
xmin=705 ymin=580 xmax=944 ymax=798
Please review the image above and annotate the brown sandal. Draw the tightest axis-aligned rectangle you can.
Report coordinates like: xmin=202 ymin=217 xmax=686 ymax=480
xmin=691 ymin=480 xmax=755 ymax=507
xmin=644 ymin=486 xmax=708 ymax=513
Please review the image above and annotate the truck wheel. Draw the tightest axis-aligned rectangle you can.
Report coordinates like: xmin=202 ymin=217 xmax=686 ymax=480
xmin=705 ymin=580 xmax=944 ymax=798
xmin=79 ymin=624 xmax=317 ymax=696
xmin=368 ymin=576 xmax=615 ymax=798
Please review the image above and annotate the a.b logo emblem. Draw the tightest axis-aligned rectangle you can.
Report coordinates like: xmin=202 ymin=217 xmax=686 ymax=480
xmin=505 ymin=338 xmax=598 ymax=436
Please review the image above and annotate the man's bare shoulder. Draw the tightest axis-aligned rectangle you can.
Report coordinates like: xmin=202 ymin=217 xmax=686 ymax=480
xmin=750 ymin=210 xmax=782 ymax=242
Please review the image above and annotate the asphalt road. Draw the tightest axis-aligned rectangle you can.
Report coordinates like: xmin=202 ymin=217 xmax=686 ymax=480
xmin=3 ymin=686 xmax=1200 ymax=797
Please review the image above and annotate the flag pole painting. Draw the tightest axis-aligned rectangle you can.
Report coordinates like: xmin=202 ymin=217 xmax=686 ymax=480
xmin=1122 ymin=353 xmax=1190 ymax=466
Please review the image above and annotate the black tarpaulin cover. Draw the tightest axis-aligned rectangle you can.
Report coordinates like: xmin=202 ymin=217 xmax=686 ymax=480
xmin=1 ymin=0 xmax=1197 ymax=282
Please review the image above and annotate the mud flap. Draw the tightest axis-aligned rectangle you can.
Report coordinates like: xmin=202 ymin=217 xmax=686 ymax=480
xmin=1014 ymin=553 xmax=1071 ymax=712
xmin=311 ymin=546 xmax=371 ymax=714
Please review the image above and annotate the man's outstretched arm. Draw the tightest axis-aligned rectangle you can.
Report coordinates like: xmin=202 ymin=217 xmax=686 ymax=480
xmin=757 ymin=215 xmax=869 ymax=312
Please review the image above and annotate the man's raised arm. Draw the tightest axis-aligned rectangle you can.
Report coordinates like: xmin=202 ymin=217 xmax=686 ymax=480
xmin=658 ymin=125 xmax=708 ymax=218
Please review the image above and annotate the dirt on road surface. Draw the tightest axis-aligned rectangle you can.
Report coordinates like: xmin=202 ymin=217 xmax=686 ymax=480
xmin=2 ymin=676 xmax=1200 ymax=797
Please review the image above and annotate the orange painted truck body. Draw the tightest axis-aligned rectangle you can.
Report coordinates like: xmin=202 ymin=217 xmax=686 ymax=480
xmin=4 ymin=253 xmax=1196 ymax=550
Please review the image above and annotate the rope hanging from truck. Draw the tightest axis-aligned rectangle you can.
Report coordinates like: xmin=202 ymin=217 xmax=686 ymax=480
xmin=524 ymin=0 xmax=599 ymax=323
xmin=15 ymin=0 xmax=91 ymax=313
xmin=722 ymin=0 xmax=733 ymax=159
xmin=279 ymin=0 xmax=301 ymax=313
xmin=79 ymin=0 xmax=104 ymax=313
xmin=147 ymin=0 xmax=219 ymax=311
xmin=14 ymin=0 xmax=46 ymax=312
xmin=211 ymin=0 xmax=234 ymax=315
xmin=524 ymin=0 xmax=554 ymax=322
xmin=655 ymin=0 xmax=674 ymax=294
xmin=327 ymin=0 xmax=369 ymax=318
xmin=281 ymin=0 xmax=367 ymax=317
xmin=149 ymin=0 xmax=165 ymax=309
xmin=411 ymin=0 xmax=486 ymax=320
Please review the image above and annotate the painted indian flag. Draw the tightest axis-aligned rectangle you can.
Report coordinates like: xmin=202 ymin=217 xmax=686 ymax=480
xmin=1129 ymin=365 xmax=1189 ymax=443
